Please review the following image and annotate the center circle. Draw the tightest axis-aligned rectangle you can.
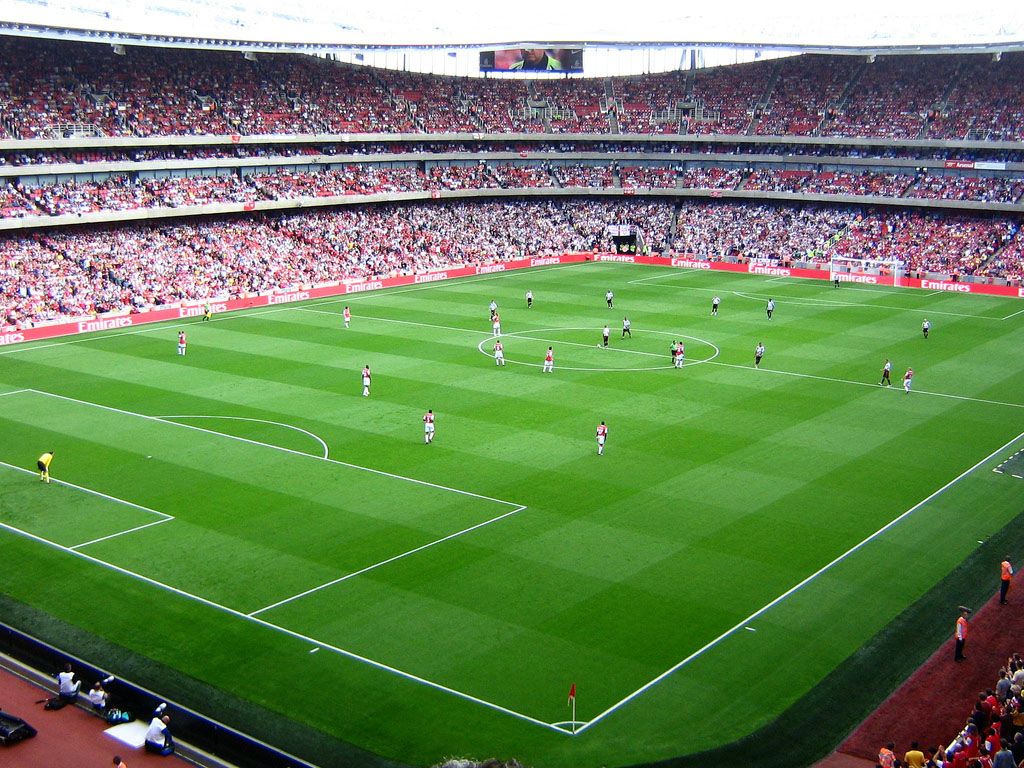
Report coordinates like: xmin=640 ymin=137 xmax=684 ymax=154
xmin=477 ymin=327 xmax=720 ymax=372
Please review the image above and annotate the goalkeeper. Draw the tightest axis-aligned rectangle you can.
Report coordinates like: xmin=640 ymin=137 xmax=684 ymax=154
xmin=37 ymin=450 xmax=54 ymax=483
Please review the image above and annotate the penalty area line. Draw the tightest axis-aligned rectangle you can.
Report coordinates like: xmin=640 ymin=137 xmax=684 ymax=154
xmin=0 ymin=520 xmax=565 ymax=735
xmin=571 ymin=428 xmax=1024 ymax=735
xmin=22 ymin=388 xmax=523 ymax=509
xmin=248 ymin=504 xmax=528 ymax=617
xmin=0 ymin=459 xmax=175 ymax=549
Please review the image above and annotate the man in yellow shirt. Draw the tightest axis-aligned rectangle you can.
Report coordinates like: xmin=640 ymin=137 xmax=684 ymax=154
xmin=37 ymin=451 xmax=54 ymax=483
xmin=904 ymin=741 xmax=926 ymax=768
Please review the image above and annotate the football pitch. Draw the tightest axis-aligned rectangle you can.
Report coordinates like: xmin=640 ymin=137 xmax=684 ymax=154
xmin=1 ymin=261 xmax=1023 ymax=768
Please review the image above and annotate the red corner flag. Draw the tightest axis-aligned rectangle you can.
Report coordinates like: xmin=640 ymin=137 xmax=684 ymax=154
xmin=568 ymin=683 xmax=576 ymax=704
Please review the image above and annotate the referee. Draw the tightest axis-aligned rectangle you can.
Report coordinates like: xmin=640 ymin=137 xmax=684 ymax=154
xmin=37 ymin=450 xmax=54 ymax=483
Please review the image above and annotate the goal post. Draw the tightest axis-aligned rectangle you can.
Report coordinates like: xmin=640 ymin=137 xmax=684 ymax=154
xmin=829 ymin=254 xmax=906 ymax=288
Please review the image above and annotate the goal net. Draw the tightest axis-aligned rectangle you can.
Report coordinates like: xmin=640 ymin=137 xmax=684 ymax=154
xmin=829 ymin=254 xmax=906 ymax=288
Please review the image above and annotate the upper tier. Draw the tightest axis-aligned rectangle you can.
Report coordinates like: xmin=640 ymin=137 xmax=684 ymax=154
xmin=2 ymin=38 xmax=1023 ymax=142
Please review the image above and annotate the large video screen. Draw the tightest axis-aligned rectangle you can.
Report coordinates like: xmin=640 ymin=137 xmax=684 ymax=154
xmin=479 ymin=48 xmax=584 ymax=73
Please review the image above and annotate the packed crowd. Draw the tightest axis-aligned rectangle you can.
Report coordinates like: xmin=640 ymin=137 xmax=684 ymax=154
xmin=4 ymin=199 xmax=1022 ymax=329
xmin=834 ymin=211 xmax=1015 ymax=276
xmin=877 ymin=655 xmax=1024 ymax=768
xmin=737 ymin=169 xmax=1024 ymax=202
xmin=0 ymin=199 xmax=676 ymax=327
xmin=619 ymin=165 xmax=678 ymax=188
xmin=3 ymin=36 xmax=1024 ymax=140
xmin=5 ymin=163 xmax=1022 ymax=219
xmin=3 ymin=142 xmax=1023 ymax=171
xmin=671 ymin=202 xmax=851 ymax=261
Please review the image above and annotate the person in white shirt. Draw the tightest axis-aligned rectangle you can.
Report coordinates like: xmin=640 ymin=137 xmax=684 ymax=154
xmin=712 ymin=296 xmax=721 ymax=316
xmin=766 ymin=299 xmax=775 ymax=320
xmin=605 ymin=290 xmax=614 ymax=308
xmin=622 ymin=317 xmax=631 ymax=338
xmin=86 ymin=681 xmax=110 ymax=712
xmin=602 ymin=325 xmax=610 ymax=347
xmin=526 ymin=290 xmax=533 ymax=309
xmin=922 ymin=319 xmax=931 ymax=339
xmin=755 ymin=342 xmax=765 ymax=368
xmin=145 ymin=714 xmax=174 ymax=756
xmin=57 ymin=663 xmax=81 ymax=702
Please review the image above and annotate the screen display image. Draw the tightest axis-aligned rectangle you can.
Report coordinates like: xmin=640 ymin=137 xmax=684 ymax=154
xmin=480 ymin=48 xmax=584 ymax=73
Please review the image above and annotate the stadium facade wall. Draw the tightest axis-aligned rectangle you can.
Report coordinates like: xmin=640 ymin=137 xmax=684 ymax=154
xmin=1 ymin=254 xmax=1019 ymax=347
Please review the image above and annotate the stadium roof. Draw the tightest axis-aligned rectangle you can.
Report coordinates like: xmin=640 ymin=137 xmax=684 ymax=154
xmin=2 ymin=0 xmax=1023 ymax=52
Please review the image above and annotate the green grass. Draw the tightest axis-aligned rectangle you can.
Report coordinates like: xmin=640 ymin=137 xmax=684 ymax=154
xmin=0 ymin=262 xmax=1022 ymax=768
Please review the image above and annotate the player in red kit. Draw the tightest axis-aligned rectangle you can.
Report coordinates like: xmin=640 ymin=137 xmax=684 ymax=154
xmin=361 ymin=365 xmax=371 ymax=397
xmin=177 ymin=331 xmax=187 ymax=356
xmin=542 ymin=346 xmax=554 ymax=373
xmin=674 ymin=341 xmax=685 ymax=368
xmin=423 ymin=410 xmax=435 ymax=444
xmin=343 ymin=306 xmax=351 ymax=328
xmin=903 ymin=367 xmax=913 ymax=394
xmin=596 ymin=421 xmax=608 ymax=455
xmin=493 ymin=340 xmax=505 ymax=366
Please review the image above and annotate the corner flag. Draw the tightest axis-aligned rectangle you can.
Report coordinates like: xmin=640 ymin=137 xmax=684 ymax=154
xmin=568 ymin=683 xmax=576 ymax=704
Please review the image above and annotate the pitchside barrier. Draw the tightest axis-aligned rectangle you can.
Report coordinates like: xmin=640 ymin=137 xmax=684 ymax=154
xmin=0 ymin=620 xmax=319 ymax=768
xmin=1 ymin=253 xmax=1021 ymax=348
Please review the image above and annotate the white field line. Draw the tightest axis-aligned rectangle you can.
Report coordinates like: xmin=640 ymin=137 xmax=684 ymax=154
xmin=706 ymin=360 xmax=1024 ymax=410
xmin=0 ymin=263 xmax=585 ymax=358
xmin=572 ymin=429 xmax=1024 ymax=735
xmin=0 ymin=519 xmax=569 ymax=735
xmin=0 ymin=388 xmax=28 ymax=397
xmin=293 ymin=308 xmax=674 ymax=361
xmin=249 ymin=503 xmax=527 ymax=617
xmin=23 ymin=389 xmax=522 ymax=509
xmin=1001 ymin=307 xmax=1024 ymax=321
xmin=0 ymin=460 xmax=173 ymax=522
xmin=292 ymin=311 xmax=1024 ymax=410
xmin=728 ymin=290 xmax=988 ymax=319
xmin=160 ymin=415 xmax=330 ymax=459
xmin=628 ymin=271 xmax=997 ymax=319
xmin=0 ymin=460 xmax=174 ymax=549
